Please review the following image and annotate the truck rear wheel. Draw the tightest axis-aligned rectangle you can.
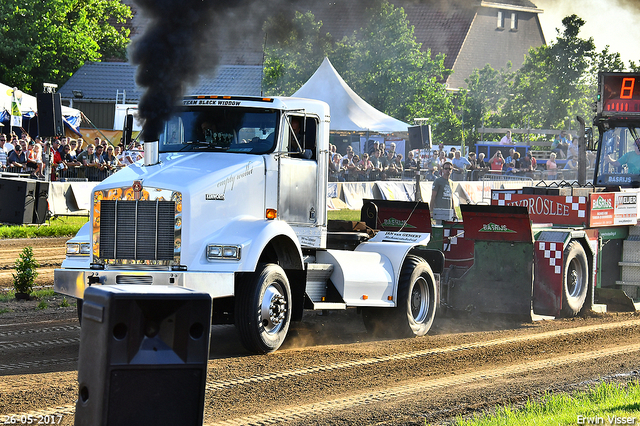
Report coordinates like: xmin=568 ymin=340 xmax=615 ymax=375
xmin=561 ymin=241 xmax=589 ymax=317
xmin=235 ymin=264 xmax=292 ymax=354
xmin=364 ymin=255 xmax=436 ymax=338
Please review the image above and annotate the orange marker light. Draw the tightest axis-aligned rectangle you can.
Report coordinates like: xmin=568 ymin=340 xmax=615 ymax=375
xmin=362 ymin=295 xmax=368 ymax=300
xmin=388 ymin=296 xmax=393 ymax=301
xmin=266 ymin=209 xmax=277 ymax=220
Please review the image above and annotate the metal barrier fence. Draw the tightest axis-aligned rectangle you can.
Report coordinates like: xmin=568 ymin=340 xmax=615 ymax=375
xmin=480 ymin=173 xmax=535 ymax=203
xmin=4 ymin=166 xmax=36 ymax=176
xmin=56 ymin=166 xmax=114 ymax=182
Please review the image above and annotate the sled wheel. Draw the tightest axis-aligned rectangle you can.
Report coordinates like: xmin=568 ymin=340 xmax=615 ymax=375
xmin=235 ymin=264 xmax=292 ymax=353
xmin=560 ymin=241 xmax=589 ymax=317
xmin=389 ymin=255 xmax=437 ymax=338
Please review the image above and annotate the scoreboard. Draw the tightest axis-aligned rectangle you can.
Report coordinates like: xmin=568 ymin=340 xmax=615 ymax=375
xmin=598 ymin=72 xmax=640 ymax=116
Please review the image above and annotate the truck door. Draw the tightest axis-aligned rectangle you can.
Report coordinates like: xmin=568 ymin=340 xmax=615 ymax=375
xmin=278 ymin=115 xmax=319 ymax=225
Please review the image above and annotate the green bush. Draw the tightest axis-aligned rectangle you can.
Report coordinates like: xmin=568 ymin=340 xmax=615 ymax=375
xmin=12 ymin=246 xmax=39 ymax=296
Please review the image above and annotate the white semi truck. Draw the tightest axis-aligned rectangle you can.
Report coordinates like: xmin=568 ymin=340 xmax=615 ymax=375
xmin=54 ymin=95 xmax=443 ymax=353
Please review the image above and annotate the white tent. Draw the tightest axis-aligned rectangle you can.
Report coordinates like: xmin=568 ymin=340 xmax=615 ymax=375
xmin=0 ymin=82 xmax=81 ymax=131
xmin=1 ymin=83 xmax=80 ymax=118
xmin=292 ymin=57 xmax=409 ymax=133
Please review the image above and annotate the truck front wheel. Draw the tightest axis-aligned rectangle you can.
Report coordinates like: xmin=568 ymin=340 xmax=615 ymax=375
xmin=235 ymin=264 xmax=292 ymax=354
xmin=561 ymin=241 xmax=589 ymax=317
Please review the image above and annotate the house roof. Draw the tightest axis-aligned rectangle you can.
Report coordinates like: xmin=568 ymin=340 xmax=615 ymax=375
xmin=58 ymin=62 xmax=263 ymax=102
xmin=402 ymin=4 xmax=477 ymax=71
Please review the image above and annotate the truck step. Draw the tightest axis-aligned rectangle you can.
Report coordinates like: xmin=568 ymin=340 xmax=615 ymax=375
xmin=305 ymin=263 xmax=334 ymax=302
xmin=307 ymin=301 xmax=347 ymax=310
xmin=629 ymin=225 xmax=640 ymax=237
xmin=619 ymin=261 xmax=640 ymax=267
xmin=615 ymin=281 xmax=640 ymax=301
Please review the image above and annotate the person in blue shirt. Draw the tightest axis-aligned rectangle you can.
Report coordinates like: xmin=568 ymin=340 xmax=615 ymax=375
xmin=605 ymin=137 xmax=640 ymax=175
xmin=451 ymin=151 xmax=471 ymax=180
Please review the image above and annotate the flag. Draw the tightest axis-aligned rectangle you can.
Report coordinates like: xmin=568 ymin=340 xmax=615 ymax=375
xmin=10 ymin=89 xmax=22 ymax=127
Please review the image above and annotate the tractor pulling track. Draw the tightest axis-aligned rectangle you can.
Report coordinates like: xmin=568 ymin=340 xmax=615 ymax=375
xmin=1 ymin=238 xmax=640 ymax=425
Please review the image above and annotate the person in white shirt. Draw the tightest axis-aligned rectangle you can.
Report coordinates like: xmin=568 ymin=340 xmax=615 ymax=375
xmin=499 ymin=130 xmax=512 ymax=145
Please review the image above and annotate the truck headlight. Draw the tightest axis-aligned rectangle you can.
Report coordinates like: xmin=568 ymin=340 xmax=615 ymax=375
xmin=66 ymin=242 xmax=91 ymax=256
xmin=206 ymin=244 xmax=241 ymax=260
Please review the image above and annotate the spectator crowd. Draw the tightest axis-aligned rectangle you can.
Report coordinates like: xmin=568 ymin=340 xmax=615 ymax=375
xmin=2 ymin=129 xmax=595 ymax=184
xmin=0 ymin=131 xmax=144 ymax=182
xmin=328 ymin=140 xmax=542 ymax=183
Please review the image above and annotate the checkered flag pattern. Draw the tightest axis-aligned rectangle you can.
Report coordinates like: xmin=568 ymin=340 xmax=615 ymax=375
xmin=537 ymin=241 xmax=563 ymax=275
xmin=567 ymin=196 xmax=587 ymax=218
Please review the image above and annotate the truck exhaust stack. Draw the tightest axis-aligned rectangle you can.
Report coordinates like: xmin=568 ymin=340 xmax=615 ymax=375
xmin=144 ymin=140 xmax=160 ymax=166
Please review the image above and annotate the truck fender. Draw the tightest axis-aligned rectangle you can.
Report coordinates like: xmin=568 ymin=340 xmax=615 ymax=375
xmin=199 ymin=216 xmax=304 ymax=273
xmin=355 ymin=241 xmax=427 ymax=304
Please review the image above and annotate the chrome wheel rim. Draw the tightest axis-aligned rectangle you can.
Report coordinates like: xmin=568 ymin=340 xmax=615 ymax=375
xmin=410 ymin=277 xmax=429 ymax=323
xmin=261 ymin=283 xmax=287 ymax=334
xmin=567 ymin=258 xmax=585 ymax=298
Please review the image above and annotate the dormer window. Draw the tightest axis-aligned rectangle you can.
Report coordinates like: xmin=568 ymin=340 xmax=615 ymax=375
xmin=497 ymin=10 xmax=504 ymax=29
xmin=511 ymin=12 xmax=518 ymax=31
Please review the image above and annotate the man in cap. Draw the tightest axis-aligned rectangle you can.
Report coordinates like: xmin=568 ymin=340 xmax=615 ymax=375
xmin=7 ymin=143 xmax=27 ymax=170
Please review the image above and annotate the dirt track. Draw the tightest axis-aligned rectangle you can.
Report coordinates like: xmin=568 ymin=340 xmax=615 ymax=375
xmin=1 ymin=238 xmax=640 ymax=425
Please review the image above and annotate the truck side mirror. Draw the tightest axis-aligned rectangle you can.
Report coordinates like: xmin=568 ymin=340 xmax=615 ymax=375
xmin=123 ymin=114 xmax=134 ymax=146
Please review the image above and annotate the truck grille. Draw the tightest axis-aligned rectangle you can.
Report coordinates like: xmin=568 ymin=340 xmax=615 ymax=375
xmin=99 ymin=200 xmax=176 ymax=261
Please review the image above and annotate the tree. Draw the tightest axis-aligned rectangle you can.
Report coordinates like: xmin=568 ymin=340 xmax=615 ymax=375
xmin=463 ymin=63 xmax=514 ymax=143
xmin=463 ymin=14 xmax=635 ymax=143
xmin=262 ymin=11 xmax=334 ymax=96
xmin=334 ymin=2 xmax=452 ymax=128
xmin=504 ymin=15 xmax=596 ymax=130
xmin=263 ymin=1 xmax=457 ymax=144
xmin=0 ymin=0 xmax=132 ymax=94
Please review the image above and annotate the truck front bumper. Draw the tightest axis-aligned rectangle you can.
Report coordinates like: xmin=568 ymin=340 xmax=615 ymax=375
xmin=54 ymin=268 xmax=235 ymax=300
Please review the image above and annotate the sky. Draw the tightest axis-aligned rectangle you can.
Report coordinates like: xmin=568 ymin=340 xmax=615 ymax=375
xmin=535 ymin=0 xmax=640 ymax=65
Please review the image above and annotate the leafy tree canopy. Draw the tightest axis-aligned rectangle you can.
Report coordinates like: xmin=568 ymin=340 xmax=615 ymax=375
xmin=263 ymin=1 xmax=457 ymax=143
xmin=0 ymin=0 xmax=132 ymax=94
xmin=463 ymin=14 xmax=638 ymax=145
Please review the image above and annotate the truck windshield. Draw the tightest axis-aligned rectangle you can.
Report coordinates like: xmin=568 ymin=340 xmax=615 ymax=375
xmin=158 ymin=108 xmax=279 ymax=154
xmin=597 ymin=127 xmax=640 ymax=179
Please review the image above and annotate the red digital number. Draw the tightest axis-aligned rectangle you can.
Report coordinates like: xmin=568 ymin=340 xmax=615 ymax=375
xmin=620 ymin=77 xmax=635 ymax=99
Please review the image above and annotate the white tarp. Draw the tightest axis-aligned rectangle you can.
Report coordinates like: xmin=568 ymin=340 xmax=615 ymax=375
xmin=292 ymin=57 xmax=409 ymax=133
xmin=0 ymin=83 xmax=80 ymax=119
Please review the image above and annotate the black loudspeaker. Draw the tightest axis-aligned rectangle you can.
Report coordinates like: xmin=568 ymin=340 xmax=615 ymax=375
xmin=36 ymin=93 xmax=64 ymax=137
xmin=0 ymin=178 xmax=36 ymax=224
xmin=75 ymin=285 xmax=212 ymax=426
xmin=408 ymin=125 xmax=432 ymax=150
xmin=32 ymin=181 xmax=49 ymax=224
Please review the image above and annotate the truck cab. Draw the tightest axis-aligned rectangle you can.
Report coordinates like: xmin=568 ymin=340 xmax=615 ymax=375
xmin=55 ymin=95 xmax=441 ymax=353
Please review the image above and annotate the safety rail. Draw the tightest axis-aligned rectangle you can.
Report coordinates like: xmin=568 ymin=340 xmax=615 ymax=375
xmin=480 ymin=173 xmax=535 ymax=203
xmin=55 ymin=166 xmax=121 ymax=182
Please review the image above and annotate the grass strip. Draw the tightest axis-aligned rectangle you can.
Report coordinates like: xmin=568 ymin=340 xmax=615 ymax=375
xmin=453 ymin=380 xmax=640 ymax=426
xmin=0 ymin=216 xmax=88 ymax=239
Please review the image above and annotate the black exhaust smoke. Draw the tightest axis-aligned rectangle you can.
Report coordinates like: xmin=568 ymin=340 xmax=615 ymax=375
xmin=130 ymin=0 xmax=255 ymax=141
